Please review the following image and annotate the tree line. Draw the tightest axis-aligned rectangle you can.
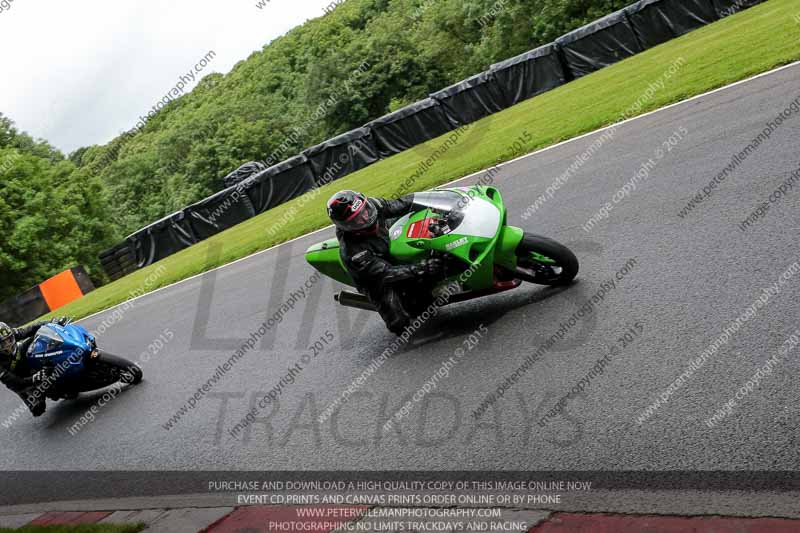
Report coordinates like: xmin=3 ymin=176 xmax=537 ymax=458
xmin=0 ymin=0 xmax=630 ymax=300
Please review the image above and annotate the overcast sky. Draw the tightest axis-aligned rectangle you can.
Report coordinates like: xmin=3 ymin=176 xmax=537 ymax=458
xmin=0 ymin=0 xmax=335 ymax=154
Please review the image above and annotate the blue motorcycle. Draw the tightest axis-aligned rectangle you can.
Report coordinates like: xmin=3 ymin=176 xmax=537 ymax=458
xmin=28 ymin=321 xmax=142 ymax=401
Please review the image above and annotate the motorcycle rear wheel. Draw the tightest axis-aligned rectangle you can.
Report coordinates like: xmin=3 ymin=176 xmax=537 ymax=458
xmin=514 ymin=233 xmax=579 ymax=286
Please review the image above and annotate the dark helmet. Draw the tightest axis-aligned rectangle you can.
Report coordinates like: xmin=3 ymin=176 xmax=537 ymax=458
xmin=327 ymin=190 xmax=377 ymax=232
xmin=0 ymin=322 xmax=15 ymax=355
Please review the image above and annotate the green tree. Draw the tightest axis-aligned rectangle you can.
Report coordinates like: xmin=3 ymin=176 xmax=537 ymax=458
xmin=0 ymin=0 xmax=641 ymax=299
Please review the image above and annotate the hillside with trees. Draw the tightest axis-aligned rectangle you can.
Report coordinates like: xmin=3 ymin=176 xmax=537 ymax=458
xmin=1 ymin=0 xmax=630 ymax=298
xmin=0 ymin=114 xmax=115 ymax=301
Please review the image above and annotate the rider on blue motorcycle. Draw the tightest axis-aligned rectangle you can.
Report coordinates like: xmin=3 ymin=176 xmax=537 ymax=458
xmin=0 ymin=318 xmax=68 ymax=416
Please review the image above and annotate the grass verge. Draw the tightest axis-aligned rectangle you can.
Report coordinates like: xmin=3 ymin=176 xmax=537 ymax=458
xmin=40 ymin=0 xmax=800 ymax=322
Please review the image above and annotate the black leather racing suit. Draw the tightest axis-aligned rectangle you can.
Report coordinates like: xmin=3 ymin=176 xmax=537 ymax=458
xmin=0 ymin=321 xmax=50 ymax=416
xmin=337 ymin=196 xmax=441 ymax=334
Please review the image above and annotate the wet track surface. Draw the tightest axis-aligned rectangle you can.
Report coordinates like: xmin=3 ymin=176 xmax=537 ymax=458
xmin=1 ymin=63 xmax=798 ymax=503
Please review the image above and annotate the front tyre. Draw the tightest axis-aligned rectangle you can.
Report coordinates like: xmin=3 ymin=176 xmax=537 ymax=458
xmin=104 ymin=352 xmax=143 ymax=385
xmin=514 ymin=233 xmax=578 ymax=286
xmin=84 ymin=351 xmax=143 ymax=390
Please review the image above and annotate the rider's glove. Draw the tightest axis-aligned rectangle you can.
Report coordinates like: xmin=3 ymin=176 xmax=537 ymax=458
xmin=418 ymin=258 xmax=446 ymax=279
xmin=30 ymin=369 xmax=52 ymax=385
xmin=52 ymin=317 xmax=70 ymax=326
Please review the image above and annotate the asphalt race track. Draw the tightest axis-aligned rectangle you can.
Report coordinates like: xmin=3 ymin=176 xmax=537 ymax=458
xmin=1 ymin=63 xmax=798 ymax=505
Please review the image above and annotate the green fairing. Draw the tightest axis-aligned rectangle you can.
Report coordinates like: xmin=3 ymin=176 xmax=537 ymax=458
xmin=495 ymin=225 xmax=524 ymax=269
xmin=305 ymin=239 xmax=354 ymax=287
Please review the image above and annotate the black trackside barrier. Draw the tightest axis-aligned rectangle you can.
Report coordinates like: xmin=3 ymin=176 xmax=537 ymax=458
xmin=710 ymin=0 xmax=765 ymax=18
xmin=0 ymin=286 xmax=49 ymax=327
xmin=99 ymin=242 xmax=138 ymax=281
xmin=71 ymin=267 xmax=96 ymax=296
xmin=556 ymin=8 xmax=643 ymax=79
xmin=127 ymin=230 xmax=154 ymax=269
xmin=98 ymin=242 xmax=126 ymax=261
xmin=245 ymin=154 xmax=317 ymax=215
xmin=186 ymin=185 xmax=257 ymax=241
xmin=429 ymin=71 xmax=507 ymax=125
xmin=366 ymin=98 xmax=460 ymax=158
xmin=96 ymin=0 xmax=760 ymax=274
xmin=625 ymin=0 xmax=718 ymax=49
xmin=100 ymin=262 xmax=137 ymax=281
xmin=222 ymin=161 xmax=268 ymax=188
xmin=302 ymin=127 xmax=380 ymax=187
xmin=490 ymin=43 xmax=567 ymax=107
xmin=128 ymin=210 xmax=198 ymax=268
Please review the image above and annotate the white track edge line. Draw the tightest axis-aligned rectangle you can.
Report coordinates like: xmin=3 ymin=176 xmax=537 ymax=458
xmin=78 ymin=59 xmax=800 ymax=323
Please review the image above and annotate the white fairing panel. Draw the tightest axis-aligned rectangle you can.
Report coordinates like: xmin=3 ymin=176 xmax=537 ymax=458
xmin=389 ymin=213 xmax=411 ymax=240
xmin=454 ymin=198 xmax=500 ymax=238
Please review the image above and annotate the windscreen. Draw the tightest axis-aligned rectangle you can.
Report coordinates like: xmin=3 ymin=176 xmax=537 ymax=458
xmin=411 ymin=191 xmax=464 ymax=213
xmin=411 ymin=190 xmax=467 ymax=233
xmin=29 ymin=325 xmax=64 ymax=355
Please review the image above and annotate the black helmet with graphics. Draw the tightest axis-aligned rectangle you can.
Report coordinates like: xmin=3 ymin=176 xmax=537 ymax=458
xmin=327 ymin=190 xmax=378 ymax=233
xmin=0 ymin=322 xmax=15 ymax=356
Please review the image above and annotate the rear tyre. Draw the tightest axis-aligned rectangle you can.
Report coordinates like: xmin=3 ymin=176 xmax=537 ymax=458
xmin=514 ymin=233 xmax=579 ymax=286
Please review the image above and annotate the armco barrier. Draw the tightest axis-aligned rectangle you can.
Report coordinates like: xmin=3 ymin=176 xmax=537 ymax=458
xmin=246 ymin=155 xmax=317 ymax=215
xmin=367 ymin=98 xmax=460 ymax=158
xmin=489 ymin=43 xmax=567 ymax=108
xmin=303 ymin=127 xmax=380 ymax=187
xmin=128 ymin=211 xmax=198 ymax=268
xmin=711 ymin=0 xmax=764 ymax=17
xmin=556 ymin=8 xmax=643 ymax=79
xmin=186 ymin=186 xmax=257 ymax=241
xmin=430 ymin=71 xmax=507 ymax=125
xmin=96 ymin=0 xmax=768 ymax=280
xmin=626 ymin=0 xmax=719 ymax=49
xmin=222 ymin=161 xmax=268 ymax=188
xmin=99 ymin=242 xmax=137 ymax=282
xmin=0 ymin=267 xmax=95 ymax=327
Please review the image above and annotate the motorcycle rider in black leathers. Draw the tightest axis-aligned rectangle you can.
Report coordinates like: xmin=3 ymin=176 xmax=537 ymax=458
xmin=327 ymin=190 xmax=446 ymax=334
xmin=0 ymin=318 xmax=68 ymax=417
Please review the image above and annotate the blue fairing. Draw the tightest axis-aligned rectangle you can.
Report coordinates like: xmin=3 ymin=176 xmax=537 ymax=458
xmin=27 ymin=324 xmax=94 ymax=386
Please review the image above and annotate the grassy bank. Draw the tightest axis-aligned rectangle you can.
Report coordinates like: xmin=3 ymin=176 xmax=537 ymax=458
xmin=41 ymin=0 xmax=800 ymax=322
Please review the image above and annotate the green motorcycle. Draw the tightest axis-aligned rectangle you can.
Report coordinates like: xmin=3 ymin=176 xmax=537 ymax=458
xmin=305 ymin=186 xmax=578 ymax=321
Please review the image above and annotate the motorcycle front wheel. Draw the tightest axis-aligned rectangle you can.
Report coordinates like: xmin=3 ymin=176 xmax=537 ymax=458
xmin=79 ymin=351 xmax=143 ymax=391
xmin=513 ymin=233 xmax=579 ymax=286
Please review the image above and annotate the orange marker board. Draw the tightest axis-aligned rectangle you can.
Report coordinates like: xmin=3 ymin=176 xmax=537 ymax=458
xmin=39 ymin=270 xmax=85 ymax=312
